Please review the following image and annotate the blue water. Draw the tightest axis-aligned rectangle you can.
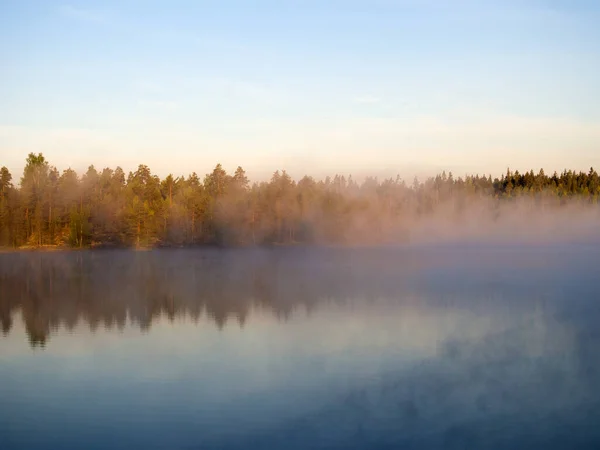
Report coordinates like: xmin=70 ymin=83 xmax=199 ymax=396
xmin=1 ymin=246 xmax=599 ymax=449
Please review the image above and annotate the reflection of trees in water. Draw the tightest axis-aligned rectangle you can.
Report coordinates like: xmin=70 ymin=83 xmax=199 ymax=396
xmin=0 ymin=248 xmax=428 ymax=347
xmin=1 ymin=247 xmax=598 ymax=350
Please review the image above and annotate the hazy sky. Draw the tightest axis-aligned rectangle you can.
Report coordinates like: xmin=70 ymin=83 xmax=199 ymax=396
xmin=1 ymin=0 xmax=599 ymax=181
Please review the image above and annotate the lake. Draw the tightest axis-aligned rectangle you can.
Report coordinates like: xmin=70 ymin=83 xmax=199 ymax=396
xmin=1 ymin=245 xmax=599 ymax=449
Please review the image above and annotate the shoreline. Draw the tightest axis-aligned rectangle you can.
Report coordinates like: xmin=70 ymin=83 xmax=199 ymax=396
xmin=1 ymin=237 xmax=598 ymax=254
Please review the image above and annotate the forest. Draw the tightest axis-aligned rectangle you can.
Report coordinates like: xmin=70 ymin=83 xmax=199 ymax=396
xmin=1 ymin=153 xmax=599 ymax=248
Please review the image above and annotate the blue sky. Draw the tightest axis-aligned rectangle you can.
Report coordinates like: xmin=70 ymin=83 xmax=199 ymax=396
xmin=1 ymin=0 xmax=599 ymax=181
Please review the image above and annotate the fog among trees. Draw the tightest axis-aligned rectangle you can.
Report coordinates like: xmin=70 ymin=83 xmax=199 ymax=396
xmin=1 ymin=153 xmax=599 ymax=249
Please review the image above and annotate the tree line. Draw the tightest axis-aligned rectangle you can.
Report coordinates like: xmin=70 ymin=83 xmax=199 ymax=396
xmin=1 ymin=153 xmax=599 ymax=248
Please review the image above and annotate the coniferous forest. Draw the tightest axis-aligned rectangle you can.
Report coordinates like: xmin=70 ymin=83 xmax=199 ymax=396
xmin=0 ymin=153 xmax=599 ymax=249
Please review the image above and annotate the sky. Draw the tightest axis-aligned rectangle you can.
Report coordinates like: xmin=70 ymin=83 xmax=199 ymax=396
xmin=1 ymin=0 xmax=600 ymax=182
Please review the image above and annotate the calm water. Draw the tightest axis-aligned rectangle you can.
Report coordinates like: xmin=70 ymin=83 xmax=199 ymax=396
xmin=1 ymin=246 xmax=599 ymax=449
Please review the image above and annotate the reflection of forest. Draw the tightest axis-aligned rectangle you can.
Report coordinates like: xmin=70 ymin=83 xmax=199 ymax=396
xmin=0 ymin=248 xmax=429 ymax=347
xmin=3 ymin=246 xmax=598 ymax=349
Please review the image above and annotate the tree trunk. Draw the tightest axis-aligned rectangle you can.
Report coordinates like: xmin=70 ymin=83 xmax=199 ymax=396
xmin=79 ymin=194 xmax=83 ymax=248
xmin=48 ymin=204 xmax=52 ymax=245
xmin=137 ymin=219 xmax=141 ymax=248
xmin=251 ymin=210 xmax=256 ymax=245
xmin=37 ymin=207 xmax=42 ymax=247
xmin=191 ymin=211 xmax=195 ymax=243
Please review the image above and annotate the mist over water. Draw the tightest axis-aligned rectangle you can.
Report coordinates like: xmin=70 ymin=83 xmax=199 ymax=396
xmin=1 ymin=243 xmax=599 ymax=449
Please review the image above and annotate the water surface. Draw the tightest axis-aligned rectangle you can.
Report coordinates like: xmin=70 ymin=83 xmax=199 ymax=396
xmin=1 ymin=246 xmax=599 ymax=449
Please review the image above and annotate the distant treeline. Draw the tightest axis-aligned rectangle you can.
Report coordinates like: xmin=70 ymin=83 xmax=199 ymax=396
xmin=0 ymin=153 xmax=599 ymax=248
